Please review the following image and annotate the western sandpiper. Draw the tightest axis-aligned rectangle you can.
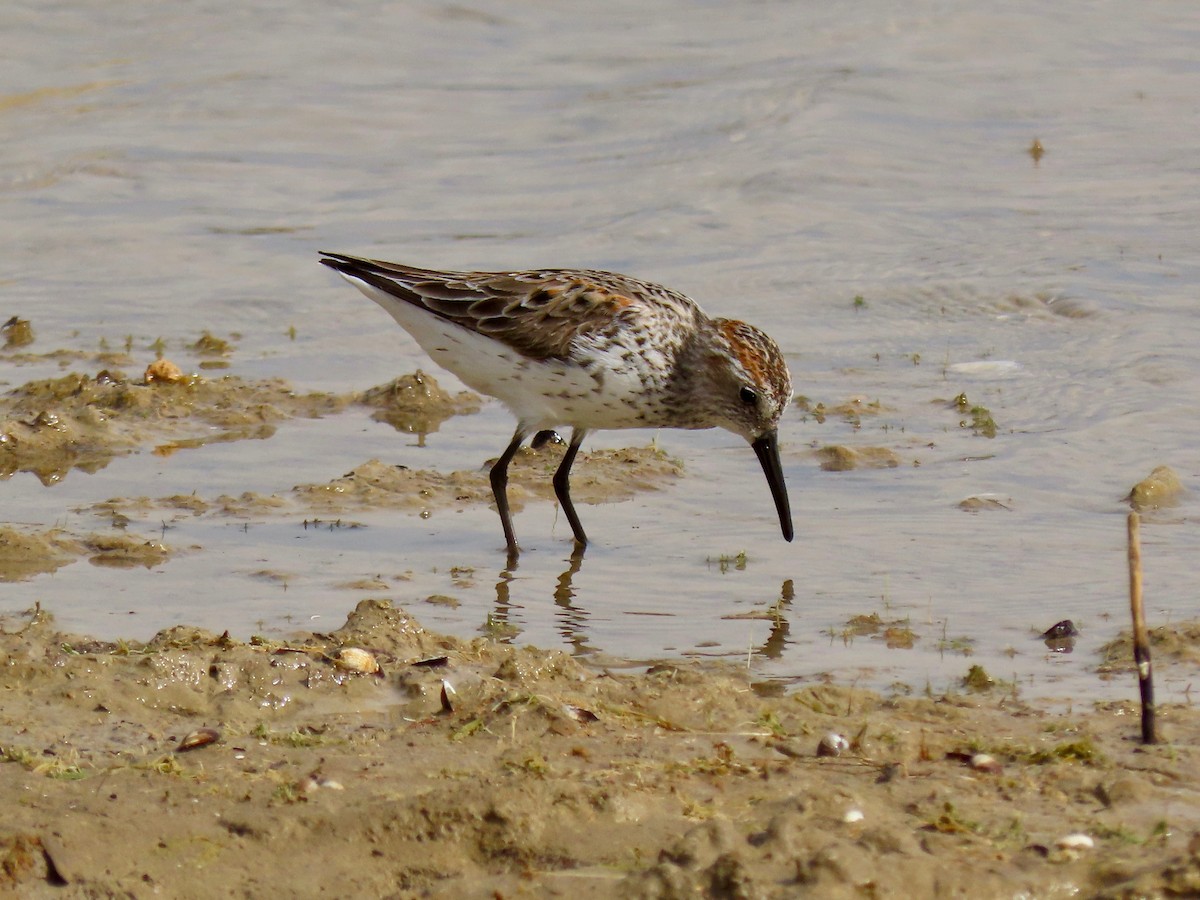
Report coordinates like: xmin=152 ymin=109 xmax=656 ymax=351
xmin=320 ymin=252 xmax=793 ymax=555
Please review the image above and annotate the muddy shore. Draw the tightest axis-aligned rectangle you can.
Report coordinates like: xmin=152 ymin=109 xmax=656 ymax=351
xmin=2 ymin=599 xmax=1199 ymax=898
xmin=3 ymin=347 xmax=1198 ymax=897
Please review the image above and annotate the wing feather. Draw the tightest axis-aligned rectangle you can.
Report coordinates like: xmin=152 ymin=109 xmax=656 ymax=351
xmin=319 ymin=252 xmax=699 ymax=361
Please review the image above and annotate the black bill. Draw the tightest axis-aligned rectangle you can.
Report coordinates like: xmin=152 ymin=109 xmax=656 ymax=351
xmin=751 ymin=430 xmax=794 ymax=542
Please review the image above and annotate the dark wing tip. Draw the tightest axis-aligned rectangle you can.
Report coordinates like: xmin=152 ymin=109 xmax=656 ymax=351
xmin=320 ymin=253 xmax=389 ymax=283
xmin=318 ymin=251 xmax=362 ymax=270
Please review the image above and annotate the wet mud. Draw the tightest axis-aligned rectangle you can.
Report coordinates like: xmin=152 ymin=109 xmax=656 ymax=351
xmin=1 ymin=600 xmax=1199 ymax=898
xmin=0 ymin=363 xmax=351 ymax=485
xmin=293 ymin=444 xmax=683 ymax=518
xmin=3 ymin=338 xmax=1198 ymax=897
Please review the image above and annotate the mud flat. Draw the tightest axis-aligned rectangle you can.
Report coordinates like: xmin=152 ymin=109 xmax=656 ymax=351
xmin=0 ymin=599 xmax=1198 ymax=898
xmin=3 ymin=343 xmax=1199 ymax=897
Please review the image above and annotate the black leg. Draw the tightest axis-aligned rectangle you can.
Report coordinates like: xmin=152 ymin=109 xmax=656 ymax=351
xmin=490 ymin=428 xmax=526 ymax=556
xmin=553 ymin=428 xmax=588 ymax=548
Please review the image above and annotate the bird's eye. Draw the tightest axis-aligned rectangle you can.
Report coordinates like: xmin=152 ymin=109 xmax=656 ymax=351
xmin=739 ymin=387 xmax=758 ymax=405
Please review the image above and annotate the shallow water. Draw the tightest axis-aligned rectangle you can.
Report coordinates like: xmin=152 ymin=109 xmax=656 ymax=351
xmin=3 ymin=0 xmax=1198 ymax=700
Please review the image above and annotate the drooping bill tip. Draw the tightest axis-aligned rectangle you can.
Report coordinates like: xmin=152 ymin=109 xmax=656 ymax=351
xmin=751 ymin=430 xmax=794 ymax=542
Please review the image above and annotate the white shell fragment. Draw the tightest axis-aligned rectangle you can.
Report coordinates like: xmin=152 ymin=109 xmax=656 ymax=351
xmin=333 ymin=647 xmax=380 ymax=675
xmin=842 ymin=808 xmax=865 ymax=824
xmin=298 ymin=771 xmax=345 ymax=794
xmin=1056 ymin=833 xmax=1095 ymax=851
xmin=816 ymin=733 xmax=850 ymax=758
xmin=970 ymin=753 xmax=1002 ymax=773
xmin=440 ymin=679 xmax=456 ymax=713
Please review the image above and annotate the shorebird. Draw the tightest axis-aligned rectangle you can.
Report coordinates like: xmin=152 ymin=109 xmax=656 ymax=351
xmin=320 ymin=252 xmax=793 ymax=555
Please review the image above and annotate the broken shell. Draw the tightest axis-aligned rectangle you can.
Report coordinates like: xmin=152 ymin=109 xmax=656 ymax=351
xmin=1056 ymin=833 xmax=1094 ymax=851
xmin=411 ymin=655 xmax=449 ymax=669
xmin=440 ymin=679 xmax=456 ymax=713
xmin=842 ymin=808 xmax=865 ymax=824
xmin=177 ymin=727 xmax=220 ymax=752
xmin=333 ymin=647 xmax=380 ymax=674
xmin=298 ymin=770 xmax=345 ymax=794
xmin=563 ymin=704 xmax=599 ymax=724
xmin=970 ymin=753 xmax=1003 ymax=773
xmin=144 ymin=358 xmax=184 ymax=384
xmin=816 ymin=732 xmax=850 ymax=758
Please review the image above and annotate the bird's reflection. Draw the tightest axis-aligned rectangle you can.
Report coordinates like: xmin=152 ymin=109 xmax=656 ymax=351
xmin=490 ymin=542 xmax=593 ymax=655
xmin=753 ymin=578 xmax=795 ymax=661
xmin=489 ymin=552 xmax=521 ymax=642
xmin=552 ymin=544 xmax=594 ymax=655
xmin=491 ymin=551 xmax=794 ymax=665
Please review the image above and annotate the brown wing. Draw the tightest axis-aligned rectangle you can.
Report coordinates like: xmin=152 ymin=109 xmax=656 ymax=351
xmin=319 ymin=252 xmax=699 ymax=361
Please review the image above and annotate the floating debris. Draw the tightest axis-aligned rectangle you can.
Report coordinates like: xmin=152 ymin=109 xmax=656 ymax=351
xmin=176 ymin=727 xmax=220 ymax=752
xmin=817 ymin=445 xmax=899 ymax=472
xmin=958 ymin=496 xmax=1011 ymax=512
xmin=1041 ymin=620 xmax=1078 ymax=640
xmin=1126 ymin=465 xmax=1183 ymax=510
xmin=2 ymin=316 xmax=35 ymax=349
xmin=84 ymin=533 xmax=171 ymax=569
xmin=357 ymin=371 xmax=480 ymax=437
xmin=962 ymin=664 xmax=995 ymax=692
xmin=1040 ymin=619 xmax=1078 ymax=654
xmin=191 ymin=332 xmax=233 ymax=357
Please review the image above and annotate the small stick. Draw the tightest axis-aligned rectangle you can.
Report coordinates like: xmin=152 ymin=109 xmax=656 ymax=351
xmin=1128 ymin=511 xmax=1156 ymax=744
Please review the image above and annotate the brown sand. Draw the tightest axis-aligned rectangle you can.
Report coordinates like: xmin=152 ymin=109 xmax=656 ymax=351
xmin=1 ymin=600 xmax=1199 ymax=898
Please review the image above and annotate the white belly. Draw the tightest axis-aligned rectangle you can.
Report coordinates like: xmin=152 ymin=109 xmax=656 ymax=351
xmin=352 ymin=277 xmax=657 ymax=432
